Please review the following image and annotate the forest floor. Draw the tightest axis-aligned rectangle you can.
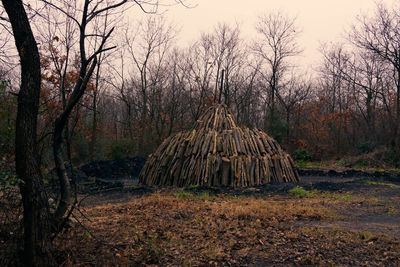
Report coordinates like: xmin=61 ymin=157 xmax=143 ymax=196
xmin=51 ymin=174 xmax=400 ymax=266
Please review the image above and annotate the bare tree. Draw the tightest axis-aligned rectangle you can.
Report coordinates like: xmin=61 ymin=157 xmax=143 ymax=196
xmin=231 ymin=58 xmax=263 ymax=128
xmin=89 ymin=10 xmax=117 ymax=161
xmin=33 ymin=1 xmax=78 ymax=174
xmin=211 ymin=23 xmax=242 ymax=106
xmin=1 ymin=0 xmax=187 ymax=263
xmin=350 ymin=1 xmax=400 ymax=152
xmin=0 ymin=7 xmax=18 ymax=77
xmin=319 ymin=44 xmax=351 ymax=114
xmin=318 ymin=44 xmax=355 ymax=154
xmin=253 ymin=11 xmax=302 ymax=134
xmin=186 ymin=33 xmax=216 ymax=119
xmin=39 ymin=0 xmax=115 ymax=229
xmin=123 ymin=15 xmax=176 ymax=152
xmin=277 ymin=72 xmax=311 ymax=144
xmin=320 ymin=40 xmax=394 ymax=147
xmin=1 ymin=0 xmax=54 ymax=265
xmin=163 ymin=47 xmax=190 ymax=135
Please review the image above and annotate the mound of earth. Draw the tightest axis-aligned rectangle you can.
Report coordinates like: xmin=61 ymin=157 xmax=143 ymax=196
xmin=45 ymin=157 xmax=146 ymax=192
xmin=79 ymin=157 xmax=146 ymax=180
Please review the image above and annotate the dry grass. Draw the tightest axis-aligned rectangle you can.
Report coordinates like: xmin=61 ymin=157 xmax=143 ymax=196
xmin=53 ymin=192 xmax=400 ymax=266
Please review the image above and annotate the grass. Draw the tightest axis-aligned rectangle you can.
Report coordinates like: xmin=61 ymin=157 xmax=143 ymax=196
xmin=187 ymin=184 xmax=198 ymax=189
xmin=297 ymin=157 xmax=400 ymax=172
xmin=289 ymin=186 xmax=312 ymax=198
xmin=289 ymin=187 xmax=352 ymax=201
xmin=175 ymin=190 xmax=215 ymax=201
xmin=295 ymin=160 xmax=322 ymax=168
xmin=197 ymin=191 xmax=214 ymax=201
xmin=366 ymin=180 xmax=400 ymax=189
xmin=319 ymin=191 xmax=352 ymax=201
xmin=176 ymin=190 xmax=194 ymax=199
xmin=387 ymin=208 xmax=399 ymax=215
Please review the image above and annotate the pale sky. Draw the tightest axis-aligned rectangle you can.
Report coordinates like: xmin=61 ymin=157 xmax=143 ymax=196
xmin=132 ymin=0 xmax=395 ymax=69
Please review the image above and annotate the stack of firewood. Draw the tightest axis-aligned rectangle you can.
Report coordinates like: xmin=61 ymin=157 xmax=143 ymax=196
xmin=139 ymin=104 xmax=299 ymax=187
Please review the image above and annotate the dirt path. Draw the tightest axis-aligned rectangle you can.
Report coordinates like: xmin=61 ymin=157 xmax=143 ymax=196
xmin=283 ymin=175 xmax=400 ymax=237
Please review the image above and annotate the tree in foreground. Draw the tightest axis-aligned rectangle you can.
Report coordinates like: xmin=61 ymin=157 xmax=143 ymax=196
xmin=1 ymin=0 xmax=54 ymax=265
xmin=2 ymin=0 xmax=189 ymax=264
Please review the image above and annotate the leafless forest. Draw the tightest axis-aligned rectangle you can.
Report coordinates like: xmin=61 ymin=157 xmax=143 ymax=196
xmin=1 ymin=0 xmax=400 ymax=265
xmin=1 ymin=1 xmax=400 ymax=166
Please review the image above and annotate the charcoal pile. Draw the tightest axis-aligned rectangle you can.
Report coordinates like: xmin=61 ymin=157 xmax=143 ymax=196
xmin=140 ymin=104 xmax=299 ymax=187
xmin=45 ymin=157 xmax=146 ymax=192
xmin=79 ymin=157 xmax=146 ymax=180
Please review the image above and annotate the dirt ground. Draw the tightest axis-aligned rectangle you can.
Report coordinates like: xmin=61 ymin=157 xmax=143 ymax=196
xmin=49 ymin=174 xmax=400 ymax=266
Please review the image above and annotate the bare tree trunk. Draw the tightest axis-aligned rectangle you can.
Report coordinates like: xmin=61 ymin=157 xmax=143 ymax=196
xmin=393 ymin=67 xmax=400 ymax=160
xmin=53 ymin=58 xmax=97 ymax=225
xmin=2 ymin=0 xmax=54 ymax=265
xmin=90 ymin=63 xmax=101 ymax=161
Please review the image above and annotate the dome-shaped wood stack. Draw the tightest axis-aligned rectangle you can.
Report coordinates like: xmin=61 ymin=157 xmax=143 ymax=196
xmin=139 ymin=104 xmax=299 ymax=187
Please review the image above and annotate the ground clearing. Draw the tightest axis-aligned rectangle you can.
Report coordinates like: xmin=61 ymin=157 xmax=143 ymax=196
xmin=53 ymin=175 xmax=400 ymax=266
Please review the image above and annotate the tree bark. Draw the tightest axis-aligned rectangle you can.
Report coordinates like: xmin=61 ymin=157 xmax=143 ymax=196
xmin=2 ymin=0 xmax=54 ymax=265
xmin=90 ymin=62 xmax=101 ymax=161
xmin=53 ymin=57 xmax=97 ymax=225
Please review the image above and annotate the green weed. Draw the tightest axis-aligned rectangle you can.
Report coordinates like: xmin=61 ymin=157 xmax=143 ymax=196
xmin=176 ymin=190 xmax=214 ymax=201
xmin=187 ymin=184 xmax=198 ymax=189
xmin=289 ymin=187 xmax=352 ymax=201
xmin=387 ymin=208 xmax=398 ymax=215
xmin=197 ymin=191 xmax=214 ymax=201
xmin=224 ymin=193 xmax=236 ymax=199
xmin=176 ymin=190 xmax=194 ymax=199
xmin=319 ymin=191 xmax=351 ymax=201
xmin=289 ymin=187 xmax=312 ymax=198
xmin=366 ymin=180 xmax=400 ymax=189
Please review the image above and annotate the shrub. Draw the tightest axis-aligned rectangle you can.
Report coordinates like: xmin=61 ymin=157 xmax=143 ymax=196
xmin=292 ymin=149 xmax=313 ymax=161
xmin=108 ymin=140 xmax=137 ymax=160
xmin=110 ymin=142 xmax=126 ymax=160
xmin=0 ymin=161 xmax=21 ymax=188
xmin=383 ymin=147 xmax=400 ymax=167
xmin=356 ymin=142 xmax=377 ymax=155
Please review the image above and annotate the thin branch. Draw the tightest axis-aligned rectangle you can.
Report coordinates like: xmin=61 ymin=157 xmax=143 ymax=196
xmin=39 ymin=0 xmax=81 ymax=26
xmin=87 ymin=0 xmax=129 ymax=22
xmin=0 ymin=16 xmax=9 ymax=22
xmin=174 ymin=0 xmax=197 ymax=9
xmin=87 ymin=27 xmax=115 ymax=63
xmin=133 ymin=0 xmax=156 ymax=13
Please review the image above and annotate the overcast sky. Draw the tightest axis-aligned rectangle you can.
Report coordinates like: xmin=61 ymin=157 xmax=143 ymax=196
xmin=132 ymin=0 xmax=395 ymax=69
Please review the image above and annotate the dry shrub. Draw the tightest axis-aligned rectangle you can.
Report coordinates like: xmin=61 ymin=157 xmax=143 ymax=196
xmin=0 ymin=186 xmax=22 ymax=266
xmin=339 ymin=146 xmax=399 ymax=169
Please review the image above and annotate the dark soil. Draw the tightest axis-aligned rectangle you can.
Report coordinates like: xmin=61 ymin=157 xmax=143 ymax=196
xmin=79 ymin=157 xmax=146 ymax=180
